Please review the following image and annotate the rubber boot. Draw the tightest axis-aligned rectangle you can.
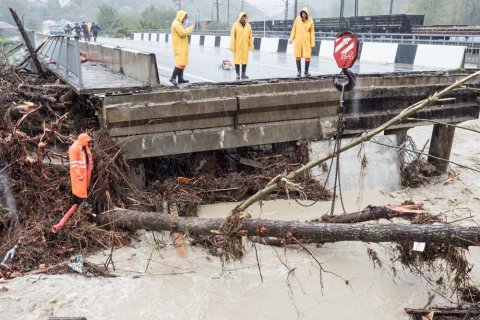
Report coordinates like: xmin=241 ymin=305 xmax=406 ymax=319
xmin=169 ymin=67 xmax=179 ymax=86
xmin=296 ymin=60 xmax=301 ymax=77
xmin=235 ymin=64 xmax=240 ymax=80
xmin=241 ymin=64 xmax=249 ymax=79
xmin=305 ymin=60 xmax=311 ymax=77
xmin=178 ymin=69 xmax=189 ymax=84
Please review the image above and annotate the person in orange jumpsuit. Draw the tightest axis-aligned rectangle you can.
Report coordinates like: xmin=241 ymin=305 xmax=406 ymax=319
xmin=69 ymin=133 xmax=93 ymax=204
xmin=288 ymin=7 xmax=315 ymax=77
xmin=51 ymin=133 xmax=93 ymax=233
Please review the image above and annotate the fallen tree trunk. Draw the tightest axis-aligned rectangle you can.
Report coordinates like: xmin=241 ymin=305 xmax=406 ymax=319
xmin=98 ymin=209 xmax=480 ymax=247
xmin=322 ymin=205 xmax=427 ymax=224
xmin=18 ymin=90 xmax=56 ymax=104
xmin=405 ymin=307 xmax=480 ymax=317
xmin=9 ymin=7 xmax=45 ymax=77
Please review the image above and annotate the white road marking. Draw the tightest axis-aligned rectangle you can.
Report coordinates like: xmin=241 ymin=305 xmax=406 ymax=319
xmin=157 ymin=66 xmax=216 ymax=82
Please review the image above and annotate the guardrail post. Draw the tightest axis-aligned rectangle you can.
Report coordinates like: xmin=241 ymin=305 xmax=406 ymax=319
xmin=65 ymin=37 xmax=70 ymax=78
xmin=56 ymin=36 xmax=63 ymax=72
xmin=41 ymin=37 xmax=54 ymax=56
xmin=75 ymin=38 xmax=83 ymax=89
xmin=49 ymin=37 xmax=59 ymax=64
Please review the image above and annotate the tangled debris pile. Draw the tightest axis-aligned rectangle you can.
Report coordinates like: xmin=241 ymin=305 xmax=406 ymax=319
xmin=0 ymin=61 xmax=139 ymax=277
xmin=0 ymin=60 xmax=331 ymax=277
xmin=148 ymin=146 xmax=331 ymax=217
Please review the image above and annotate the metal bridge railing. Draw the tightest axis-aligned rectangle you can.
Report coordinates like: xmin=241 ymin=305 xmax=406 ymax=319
xmin=138 ymin=29 xmax=480 ymax=50
xmin=37 ymin=36 xmax=83 ymax=89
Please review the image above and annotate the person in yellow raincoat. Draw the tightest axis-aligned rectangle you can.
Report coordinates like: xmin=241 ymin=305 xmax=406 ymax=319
xmin=288 ymin=7 xmax=315 ymax=77
xmin=87 ymin=22 xmax=92 ymax=39
xmin=230 ymin=12 xmax=254 ymax=80
xmin=170 ymin=10 xmax=195 ymax=86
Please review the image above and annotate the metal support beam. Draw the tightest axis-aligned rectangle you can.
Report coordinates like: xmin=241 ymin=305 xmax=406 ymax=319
xmin=339 ymin=0 xmax=345 ymax=28
xmin=284 ymin=0 xmax=289 ymax=21
xmin=293 ymin=0 xmax=298 ymax=20
xmin=389 ymin=0 xmax=394 ymax=14
xmin=227 ymin=0 xmax=230 ymax=27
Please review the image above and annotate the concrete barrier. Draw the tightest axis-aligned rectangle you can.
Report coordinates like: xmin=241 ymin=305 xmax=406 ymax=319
xmin=101 ymin=45 xmax=122 ymax=73
xmin=80 ymin=42 xmax=160 ymax=86
xmin=319 ymin=40 xmax=334 ymax=59
xmin=220 ymin=36 xmax=231 ymax=49
xmin=191 ymin=35 xmax=201 ymax=46
xmin=360 ymin=42 xmax=398 ymax=64
xmin=204 ymin=35 xmax=216 ymax=47
xmin=122 ymin=49 xmax=159 ymax=85
xmin=286 ymin=42 xmax=294 ymax=55
xmin=414 ymin=44 xmax=466 ymax=69
xmin=260 ymin=37 xmax=279 ymax=53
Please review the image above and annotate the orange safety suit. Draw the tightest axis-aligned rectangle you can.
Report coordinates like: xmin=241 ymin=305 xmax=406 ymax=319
xmin=69 ymin=133 xmax=93 ymax=199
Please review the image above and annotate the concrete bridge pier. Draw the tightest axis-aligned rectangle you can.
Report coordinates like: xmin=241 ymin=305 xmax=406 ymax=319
xmin=384 ymin=128 xmax=409 ymax=147
xmin=384 ymin=128 xmax=409 ymax=166
xmin=129 ymin=160 xmax=146 ymax=189
xmin=428 ymin=124 xmax=456 ymax=174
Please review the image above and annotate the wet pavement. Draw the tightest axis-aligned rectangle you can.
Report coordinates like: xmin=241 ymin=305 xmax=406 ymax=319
xmin=96 ymin=37 xmax=439 ymax=85
xmin=81 ymin=62 xmax=146 ymax=93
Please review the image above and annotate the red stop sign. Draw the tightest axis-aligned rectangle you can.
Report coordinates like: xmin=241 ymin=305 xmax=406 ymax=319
xmin=333 ymin=32 xmax=359 ymax=69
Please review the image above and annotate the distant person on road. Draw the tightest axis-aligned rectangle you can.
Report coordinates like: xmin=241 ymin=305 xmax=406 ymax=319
xmin=81 ymin=21 xmax=89 ymax=41
xmin=87 ymin=21 xmax=92 ymax=39
xmin=64 ymin=24 xmax=72 ymax=35
xmin=73 ymin=23 xmax=82 ymax=40
xmin=169 ymin=10 xmax=195 ymax=86
xmin=92 ymin=22 xmax=101 ymax=42
xmin=288 ymin=7 xmax=315 ymax=77
xmin=230 ymin=12 xmax=254 ymax=80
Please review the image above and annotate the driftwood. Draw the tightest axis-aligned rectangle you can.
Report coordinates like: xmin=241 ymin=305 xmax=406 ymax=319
xmin=405 ymin=307 xmax=480 ymax=317
xmin=98 ymin=209 xmax=480 ymax=247
xmin=16 ymin=39 xmax=47 ymax=68
xmin=18 ymin=84 xmax=58 ymax=93
xmin=9 ymin=7 xmax=45 ymax=77
xmin=59 ymin=89 xmax=77 ymax=103
xmin=323 ymin=204 xmax=427 ymax=223
xmin=18 ymin=90 xmax=56 ymax=104
xmin=250 ymin=205 xmax=427 ymax=246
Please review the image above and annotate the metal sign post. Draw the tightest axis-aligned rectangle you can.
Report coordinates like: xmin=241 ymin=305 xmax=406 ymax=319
xmin=328 ymin=31 xmax=360 ymax=215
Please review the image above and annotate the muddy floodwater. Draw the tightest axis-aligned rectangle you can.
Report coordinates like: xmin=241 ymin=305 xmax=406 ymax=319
xmin=2 ymin=120 xmax=480 ymax=320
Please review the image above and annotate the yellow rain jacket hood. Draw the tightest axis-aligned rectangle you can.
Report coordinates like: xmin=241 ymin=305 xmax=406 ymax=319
xmin=288 ymin=7 xmax=315 ymax=58
xmin=171 ymin=10 xmax=194 ymax=67
xmin=230 ymin=12 xmax=254 ymax=64
xmin=69 ymin=133 xmax=93 ymax=199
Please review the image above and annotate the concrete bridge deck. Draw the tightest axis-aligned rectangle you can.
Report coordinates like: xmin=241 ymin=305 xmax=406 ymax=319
xmin=102 ymin=72 xmax=480 ymax=160
xmin=97 ymin=37 xmax=439 ymax=85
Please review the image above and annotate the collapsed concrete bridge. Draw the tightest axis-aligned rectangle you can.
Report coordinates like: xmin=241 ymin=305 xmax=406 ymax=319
xmin=102 ymin=72 xmax=479 ymax=168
